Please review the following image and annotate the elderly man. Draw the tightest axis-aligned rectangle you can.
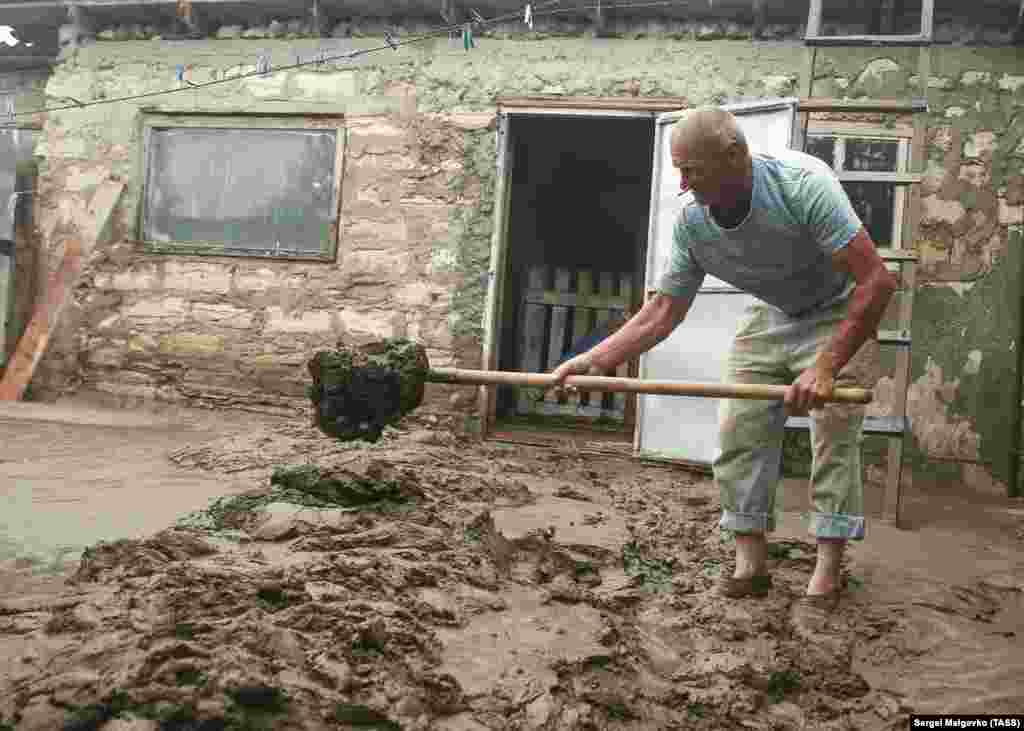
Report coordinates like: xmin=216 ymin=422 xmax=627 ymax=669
xmin=551 ymin=107 xmax=897 ymax=615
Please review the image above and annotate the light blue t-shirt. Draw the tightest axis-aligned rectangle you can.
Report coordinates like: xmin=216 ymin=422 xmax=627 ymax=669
xmin=658 ymin=148 xmax=863 ymax=318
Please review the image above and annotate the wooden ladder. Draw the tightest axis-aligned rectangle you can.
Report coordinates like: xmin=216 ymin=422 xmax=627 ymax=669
xmin=784 ymin=0 xmax=935 ymax=528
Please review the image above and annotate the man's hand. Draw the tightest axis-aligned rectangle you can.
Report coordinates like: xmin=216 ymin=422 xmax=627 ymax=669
xmin=549 ymin=353 xmax=605 ymax=399
xmin=785 ymin=350 xmax=836 ymax=416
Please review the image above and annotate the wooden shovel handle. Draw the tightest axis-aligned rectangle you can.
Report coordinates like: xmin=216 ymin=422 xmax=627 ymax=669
xmin=428 ymin=368 xmax=872 ymax=405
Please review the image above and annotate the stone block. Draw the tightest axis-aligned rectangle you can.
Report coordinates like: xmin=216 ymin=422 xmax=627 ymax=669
xmin=128 ymin=334 xmax=158 ymax=352
xmin=394 ymin=281 xmax=447 ymax=308
xmin=264 ymin=307 xmax=333 ymax=333
xmin=344 ymin=250 xmax=414 ymax=281
xmin=337 ymin=308 xmax=393 ymax=336
xmin=998 ymin=75 xmax=1024 ymax=93
xmin=64 ymin=166 xmax=108 ymax=193
xmin=961 ymin=71 xmax=991 ymax=87
xmin=855 ymin=58 xmax=903 ymax=98
xmin=191 ymin=302 xmax=255 ymax=329
xmin=958 ymin=165 xmax=991 ymax=187
xmin=163 ymin=262 xmax=232 ymax=294
xmin=87 ymin=345 xmax=125 ymax=368
xmin=123 ymin=297 xmax=188 ymax=324
xmin=344 ymin=219 xmax=410 ymax=245
xmin=447 ymin=113 xmax=495 ymax=131
xmin=964 ymin=131 xmax=997 ymax=160
xmin=999 ymin=198 xmax=1022 ymax=225
xmin=234 ymin=267 xmax=278 ymax=292
xmin=158 ymin=333 xmax=226 ymax=356
xmin=922 ymin=195 xmax=966 ymax=225
xmin=109 ymin=265 xmax=161 ymax=291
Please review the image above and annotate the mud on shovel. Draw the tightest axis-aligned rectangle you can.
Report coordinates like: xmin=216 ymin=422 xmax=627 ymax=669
xmin=306 ymin=339 xmax=873 ymax=443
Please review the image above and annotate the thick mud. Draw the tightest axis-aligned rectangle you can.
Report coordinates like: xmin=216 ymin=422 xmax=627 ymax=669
xmin=0 ymin=404 xmax=1022 ymax=730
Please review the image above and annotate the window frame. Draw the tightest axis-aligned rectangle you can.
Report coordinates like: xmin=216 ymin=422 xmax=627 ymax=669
xmin=134 ymin=110 xmax=346 ymax=262
xmin=805 ymin=120 xmax=912 ymax=250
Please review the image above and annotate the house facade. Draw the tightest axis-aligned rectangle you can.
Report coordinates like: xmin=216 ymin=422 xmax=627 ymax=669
xmin=1 ymin=0 xmax=1022 ymax=497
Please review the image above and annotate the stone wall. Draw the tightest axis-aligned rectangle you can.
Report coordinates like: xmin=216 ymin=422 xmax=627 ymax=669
xmin=18 ymin=36 xmax=1024 ymax=489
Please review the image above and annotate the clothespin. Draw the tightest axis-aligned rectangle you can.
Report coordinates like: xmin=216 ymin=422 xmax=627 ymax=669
xmin=384 ymin=32 xmax=398 ymax=51
xmin=3 ymin=96 xmax=15 ymax=126
xmin=462 ymin=22 xmax=475 ymax=50
xmin=524 ymin=4 xmax=533 ymax=29
xmin=293 ymin=50 xmax=302 ymax=68
xmin=63 ymin=96 xmax=85 ymax=108
xmin=469 ymin=9 xmax=485 ymax=26
xmin=175 ymin=64 xmax=196 ymax=86
xmin=257 ymin=52 xmax=272 ymax=77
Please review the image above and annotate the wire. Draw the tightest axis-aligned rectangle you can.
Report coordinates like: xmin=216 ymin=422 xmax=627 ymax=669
xmin=3 ymin=0 xmax=685 ymax=123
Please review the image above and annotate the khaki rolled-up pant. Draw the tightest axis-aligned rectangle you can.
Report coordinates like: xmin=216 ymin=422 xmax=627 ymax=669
xmin=713 ymin=294 xmax=881 ymax=540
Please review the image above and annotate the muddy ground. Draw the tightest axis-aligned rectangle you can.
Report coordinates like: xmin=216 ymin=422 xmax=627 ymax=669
xmin=1 ymin=400 xmax=1023 ymax=730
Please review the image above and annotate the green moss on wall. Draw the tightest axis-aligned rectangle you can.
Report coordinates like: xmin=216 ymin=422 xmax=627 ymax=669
xmin=906 ymin=231 xmax=1022 ymax=486
xmin=447 ymin=130 xmax=496 ymax=342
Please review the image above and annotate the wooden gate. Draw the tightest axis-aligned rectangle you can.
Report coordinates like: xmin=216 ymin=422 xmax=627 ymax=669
xmin=516 ymin=265 xmax=636 ymax=423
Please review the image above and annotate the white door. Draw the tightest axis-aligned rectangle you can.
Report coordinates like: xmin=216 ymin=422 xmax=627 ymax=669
xmin=635 ymin=98 xmax=799 ymax=467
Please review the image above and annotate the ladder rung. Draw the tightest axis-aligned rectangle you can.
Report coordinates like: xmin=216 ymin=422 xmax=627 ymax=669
xmin=836 ymin=172 xmax=923 ymax=185
xmin=805 ymin=34 xmax=933 ymax=47
xmin=785 ymin=415 xmax=908 ymax=436
xmin=797 ymin=98 xmax=928 ymax=114
xmin=877 ymin=247 xmax=919 ymax=262
xmin=878 ymin=330 xmax=911 ymax=346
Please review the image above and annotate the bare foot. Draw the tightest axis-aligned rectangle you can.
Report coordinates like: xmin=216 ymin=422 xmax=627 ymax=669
xmin=733 ymin=532 xmax=768 ymax=579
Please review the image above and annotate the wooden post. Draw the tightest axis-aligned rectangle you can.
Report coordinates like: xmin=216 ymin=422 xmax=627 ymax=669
xmin=752 ymin=0 xmax=767 ymax=39
xmin=571 ymin=270 xmax=593 ymax=412
xmin=0 ymin=180 xmax=124 ymax=401
xmin=517 ymin=265 xmax=549 ymax=415
xmin=311 ymin=0 xmax=329 ymax=37
xmin=1015 ymin=0 xmax=1024 ymax=45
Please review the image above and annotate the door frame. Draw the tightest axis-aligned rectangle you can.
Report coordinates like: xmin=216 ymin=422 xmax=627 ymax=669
xmin=478 ymin=96 xmax=689 ymax=439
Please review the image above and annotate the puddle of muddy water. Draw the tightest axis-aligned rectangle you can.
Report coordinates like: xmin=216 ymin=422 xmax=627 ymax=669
xmin=0 ymin=411 xmax=258 ymax=571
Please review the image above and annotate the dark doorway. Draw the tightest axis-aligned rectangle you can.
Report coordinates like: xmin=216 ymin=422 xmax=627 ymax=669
xmin=494 ymin=114 xmax=655 ymax=434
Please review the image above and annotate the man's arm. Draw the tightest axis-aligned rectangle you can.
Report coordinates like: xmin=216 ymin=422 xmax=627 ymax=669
xmin=550 ymin=292 xmax=690 ymax=384
xmin=787 ymin=227 xmax=898 ymax=412
xmin=823 ymin=227 xmax=898 ymax=373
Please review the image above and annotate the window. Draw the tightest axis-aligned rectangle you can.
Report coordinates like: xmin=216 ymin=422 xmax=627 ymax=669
xmin=139 ymin=114 xmax=343 ymax=260
xmin=805 ymin=127 xmax=910 ymax=248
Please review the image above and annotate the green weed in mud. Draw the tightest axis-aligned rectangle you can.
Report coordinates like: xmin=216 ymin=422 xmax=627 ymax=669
xmin=606 ymin=702 xmax=633 ymax=721
xmin=766 ymin=670 xmax=801 ymax=704
xmin=767 ymin=543 xmax=795 ymax=560
xmin=174 ymin=669 xmax=207 ymax=687
xmin=333 ymin=702 xmax=402 ymax=729
xmin=846 ymin=575 xmax=865 ymax=591
xmin=687 ymin=702 xmax=707 ymax=721
xmin=176 ymin=464 xmax=415 ymax=532
xmin=621 ymin=541 xmax=675 ymax=592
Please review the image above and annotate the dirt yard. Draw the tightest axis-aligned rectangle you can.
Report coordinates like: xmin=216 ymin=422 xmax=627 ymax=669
xmin=1 ymin=398 xmax=1023 ymax=730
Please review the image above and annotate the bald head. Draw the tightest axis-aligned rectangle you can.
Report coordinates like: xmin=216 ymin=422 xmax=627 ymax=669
xmin=669 ymin=107 xmax=752 ymax=207
xmin=670 ymin=107 xmax=748 ymax=158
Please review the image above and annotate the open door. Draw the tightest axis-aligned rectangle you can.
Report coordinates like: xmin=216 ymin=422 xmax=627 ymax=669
xmin=478 ymin=111 xmax=515 ymax=438
xmin=635 ymin=98 xmax=799 ymax=467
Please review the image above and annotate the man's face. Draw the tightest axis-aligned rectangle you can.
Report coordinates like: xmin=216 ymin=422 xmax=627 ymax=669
xmin=670 ymin=139 xmax=737 ymax=207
